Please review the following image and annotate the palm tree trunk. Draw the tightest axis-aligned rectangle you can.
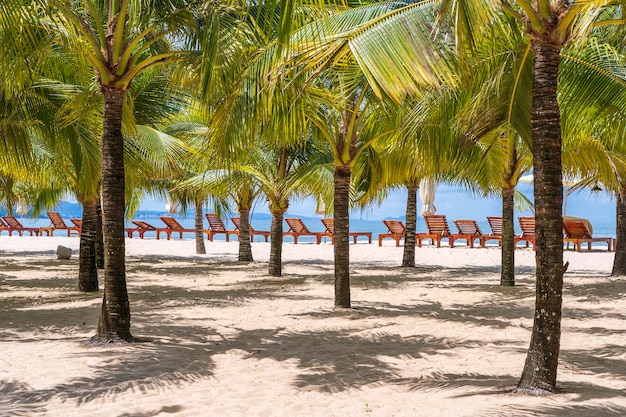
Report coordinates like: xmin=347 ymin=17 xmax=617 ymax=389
xmin=334 ymin=166 xmax=351 ymax=308
xmin=516 ymin=40 xmax=564 ymax=394
xmin=611 ymin=184 xmax=626 ymax=275
xmin=96 ymin=197 xmax=104 ymax=269
xmin=195 ymin=200 xmax=206 ymax=255
xmin=78 ymin=199 xmax=99 ymax=292
xmin=238 ymin=206 xmax=253 ymax=262
xmin=501 ymin=184 xmax=515 ymax=286
xmin=402 ymin=185 xmax=418 ymax=267
xmin=92 ymin=85 xmax=134 ymax=343
xmin=269 ymin=208 xmax=285 ymax=277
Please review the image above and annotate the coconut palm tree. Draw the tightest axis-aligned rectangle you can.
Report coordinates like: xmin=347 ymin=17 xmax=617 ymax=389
xmin=277 ymin=0 xmax=626 ymax=392
xmin=304 ymin=77 xmax=395 ymax=307
xmin=20 ymin=0 xmax=246 ymax=343
xmin=441 ymin=0 xmax=626 ymax=393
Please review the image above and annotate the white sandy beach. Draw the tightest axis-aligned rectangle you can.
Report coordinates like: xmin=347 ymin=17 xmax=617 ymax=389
xmin=1 ymin=236 xmax=625 ymax=416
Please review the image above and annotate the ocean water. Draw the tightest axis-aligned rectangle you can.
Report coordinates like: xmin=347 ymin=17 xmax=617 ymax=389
xmin=4 ymin=214 xmax=617 ymax=242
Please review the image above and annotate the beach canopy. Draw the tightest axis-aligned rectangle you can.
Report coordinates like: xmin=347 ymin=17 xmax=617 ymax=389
xmin=420 ymin=177 xmax=436 ymax=216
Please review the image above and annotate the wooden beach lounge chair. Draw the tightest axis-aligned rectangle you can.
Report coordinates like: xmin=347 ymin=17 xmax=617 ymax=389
xmin=516 ymin=217 xmax=536 ymax=249
xmin=126 ymin=220 xmax=156 ymax=238
xmin=205 ymin=213 xmax=239 ymax=241
xmin=70 ymin=218 xmax=82 ymax=231
xmin=1 ymin=216 xmax=40 ymax=236
xmin=40 ymin=211 xmax=81 ymax=236
xmin=231 ymin=217 xmax=270 ymax=242
xmin=378 ymin=220 xmax=405 ymax=246
xmin=321 ymin=218 xmax=372 ymax=244
xmin=417 ymin=214 xmax=453 ymax=247
xmin=284 ymin=218 xmax=330 ymax=244
xmin=485 ymin=216 xmax=503 ymax=246
xmin=0 ymin=217 xmax=11 ymax=235
xmin=453 ymin=219 xmax=487 ymax=248
xmin=563 ymin=219 xmax=612 ymax=252
xmin=156 ymin=216 xmax=195 ymax=240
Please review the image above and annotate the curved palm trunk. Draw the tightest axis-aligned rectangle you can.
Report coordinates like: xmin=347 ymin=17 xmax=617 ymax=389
xmin=268 ymin=209 xmax=285 ymax=277
xmin=78 ymin=199 xmax=99 ymax=292
xmin=195 ymin=200 xmax=206 ymax=255
xmin=611 ymin=185 xmax=626 ymax=275
xmin=501 ymin=184 xmax=515 ymax=286
xmin=96 ymin=198 xmax=104 ymax=269
xmin=402 ymin=186 xmax=418 ymax=267
xmin=517 ymin=41 xmax=564 ymax=394
xmin=334 ymin=166 xmax=351 ymax=308
xmin=93 ymin=85 xmax=134 ymax=343
xmin=238 ymin=207 xmax=253 ymax=262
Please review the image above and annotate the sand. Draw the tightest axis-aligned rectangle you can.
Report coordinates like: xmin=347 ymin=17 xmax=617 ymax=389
xmin=1 ymin=236 xmax=625 ymax=416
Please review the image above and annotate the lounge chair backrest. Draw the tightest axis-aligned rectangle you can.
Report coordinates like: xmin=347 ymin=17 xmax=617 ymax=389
xmin=206 ymin=214 xmax=227 ymax=232
xmin=382 ymin=220 xmax=405 ymax=234
xmin=424 ymin=215 xmax=451 ymax=235
xmin=518 ymin=217 xmax=535 ymax=237
xmin=454 ymin=219 xmax=482 ymax=236
xmin=3 ymin=216 xmax=24 ymax=229
xmin=71 ymin=218 xmax=82 ymax=228
xmin=486 ymin=216 xmax=503 ymax=236
xmin=160 ymin=216 xmax=183 ymax=230
xmin=47 ymin=212 xmax=69 ymax=228
xmin=132 ymin=220 xmax=155 ymax=230
xmin=285 ymin=218 xmax=310 ymax=234
xmin=321 ymin=218 xmax=334 ymax=233
xmin=563 ymin=221 xmax=592 ymax=239
xmin=0 ymin=217 xmax=8 ymax=227
xmin=231 ymin=217 xmax=241 ymax=230
xmin=563 ymin=215 xmax=593 ymax=235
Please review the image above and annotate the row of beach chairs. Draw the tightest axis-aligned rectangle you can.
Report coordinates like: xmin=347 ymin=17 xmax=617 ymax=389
xmin=131 ymin=215 xmax=372 ymax=244
xmin=378 ymin=215 xmax=613 ymax=252
xmin=0 ymin=212 xmax=612 ymax=252
xmin=0 ymin=213 xmax=370 ymax=245
xmin=0 ymin=212 xmax=81 ymax=237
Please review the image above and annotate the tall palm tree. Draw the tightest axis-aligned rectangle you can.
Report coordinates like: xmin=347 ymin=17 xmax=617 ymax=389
xmin=30 ymin=0 xmax=243 ymax=343
xmin=278 ymin=0 xmax=625 ymax=392
xmin=433 ymin=0 xmax=625 ymax=392
xmin=306 ymin=78 xmax=392 ymax=307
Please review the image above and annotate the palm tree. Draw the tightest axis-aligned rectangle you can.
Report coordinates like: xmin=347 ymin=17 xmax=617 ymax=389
xmin=307 ymin=79 xmax=393 ymax=307
xmin=376 ymin=138 xmax=429 ymax=267
xmin=30 ymin=0 xmax=244 ymax=343
xmin=431 ymin=0 xmax=626 ymax=393
xmin=278 ymin=0 xmax=626 ymax=392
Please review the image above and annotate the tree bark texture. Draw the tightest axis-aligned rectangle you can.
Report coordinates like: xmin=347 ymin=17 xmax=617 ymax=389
xmin=612 ymin=184 xmax=626 ymax=275
xmin=268 ymin=209 xmax=285 ymax=277
xmin=501 ymin=184 xmax=516 ymax=286
xmin=195 ymin=200 xmax=206 ymax=255
xmin=517 ymin=40 xmax=564 ymax=394
xmin=93 ymin=85 xmax=134 ymax=343
xmin=402 ymin=186 xmax=418 ymax=267
xmin=238 ymin=206 xmax=254 ymax=262
xmin=334 ymin=166 xmax=351 ymax=308
xmin=78 ymin=199 xmax=99 ymax=292
xmin=95 ymin=198 xmax=104 ymax=269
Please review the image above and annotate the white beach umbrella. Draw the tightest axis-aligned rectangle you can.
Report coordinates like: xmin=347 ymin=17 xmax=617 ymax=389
xmin=315 ymin=199 xmax=326 ymax=216
xmin=419 ymin=177 xmax=437 ymax=216
xmin=165 ymin=197 xmax=179 ymax=214
xmin=16 ymin=200 xmax=28 ymax=216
